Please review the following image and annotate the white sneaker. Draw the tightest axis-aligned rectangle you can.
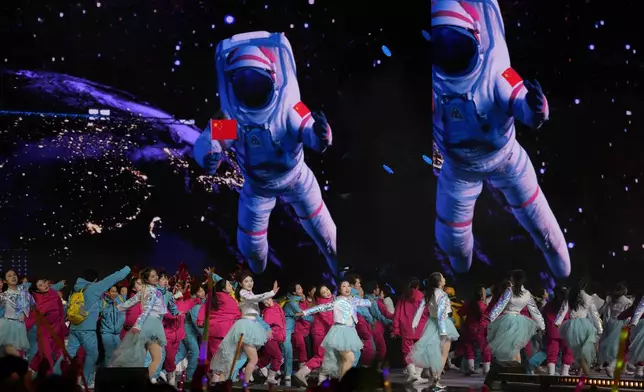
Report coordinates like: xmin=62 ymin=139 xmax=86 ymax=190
xmin=406 ymin=364 xmax=418 ymax=383
xmin=284 ymin=377 xmax=291 ymax=387
xmin=167 ymin=372 xmax=176 ymax=387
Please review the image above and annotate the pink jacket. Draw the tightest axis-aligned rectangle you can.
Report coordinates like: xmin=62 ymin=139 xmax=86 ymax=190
xmin=311 ymin=297 xmax=334 ymax=335
xmin=262 ymin=303 xmax=286 ymax=343
xmin=458 ymin=300 xmax=487 ymax=340
xmin=295 ymin=300 xmax=312 ymax=335
xmin=378 ymin=298 xmax=394 ymax=320
xmin=393 ymin=289 xmax=427 ymax=339
xmin=123 ymin=292 xmax=142 ymax=330
xmin=32 ymin=288 xmax=66 ymax=337
xmin=542 ymin=300 xmax=567 ymax=339
xmin=164 ymin=297 xmax=200 ymax=341
xmin=197 ymin=292 xmax=241 ymax=339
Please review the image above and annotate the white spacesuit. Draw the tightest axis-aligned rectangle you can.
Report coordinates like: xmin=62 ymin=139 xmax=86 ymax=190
xmin=193 ymin=31 xmax=337 ymax=275
xmin=431 ymin=0 xmax=571 ymax=278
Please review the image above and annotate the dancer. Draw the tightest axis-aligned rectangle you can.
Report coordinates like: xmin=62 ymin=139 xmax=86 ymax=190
xmin=298 ymin=280 xmax=371 ymax=380
xmin=121 ymin=277 xmax=143 ymax=340
xmin=555 ymin=279 xmax=603 ymax=376
xmin=110 ymin=268 xmax=167 ymax=380
xmin=364 ymin=281 xmax=392 ymax=368
xmin=282 ymin=283 xmax=309 ymax=386
xmin=0 ymin=270 xmax=35 ymax=357
xmin=626 ymin=293 xmax=644 ymax=375
xmin=289 ymin=284 xmax=313 ymax=371
xmin=99 ymin=285 xmax=125 ymax=365
xmin=257 ymin=297 xmax=286 ymax=385
xmin=210 ymin=271 xmax=278 ymax=384
xmin=197 ymin=278 xmax=240 ymax=369
xmin=408 ymin=272 xmax=460 ymax=389
xmin=431 ymin=0 xmax=570 ymax=278
xmin=293 ymin=284 xmax=334 ymax=387
xmin=193 ymin=31 xmax=337 ymax=275
xmin=541 ymin=285 xmax=573 ymax=376
xmin=598 ymin=283 xmax=633 ymax=377
xmin=393 ymin=277 xmax=428 ymax=383
xmin=28 ymin=279 xmax=66 ymax=373
xmin=53 ymin=266 xmax=131 ymax=388
xmin=458 ymin=285 xmax=490 ymax=375
xmin=176 ymin=282 xmax=206 ymax=384
xmin=487 ymin=270 xmax=545 ymax=362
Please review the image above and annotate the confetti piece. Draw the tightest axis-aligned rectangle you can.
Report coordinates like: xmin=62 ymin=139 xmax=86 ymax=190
xmin=422 ymin=29 xmax=431 ymax=41
xmin=382 ymin=164 xmax=394 ymax=174
xmin=422 ymin=154 xmax=432 ymax=165
xmin=382 ymin=45 xmax=392 ymax=57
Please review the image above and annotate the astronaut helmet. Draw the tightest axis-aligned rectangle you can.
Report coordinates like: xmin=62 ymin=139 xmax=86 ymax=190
xmin=431 ymin=0 xmax=483 ymax=78
xmin=223 ymin=46 xmax=279 ymax=110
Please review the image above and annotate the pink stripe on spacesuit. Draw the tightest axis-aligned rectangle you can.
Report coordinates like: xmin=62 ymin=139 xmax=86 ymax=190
xmin=298 ymin=202 xmax=324 ymax=220
xmin=298 ymin=113 xmax=313 ymax=142
xmin=228 ymin=54 xmax=272 ymax=68
xmin=239 ymin=226 xmax=268 ymax=236
xmin=431 ymin=11 xmax=474 ymax=26
xmin=510 ymin=187 xmax=540 ymax=209
xmin=258 ymin=47 xmax=277 ymax=64
xmin=508 ymin=81 xmax=524 ymax=113
xmin=437 ymin=215 xmax=472 ymax=228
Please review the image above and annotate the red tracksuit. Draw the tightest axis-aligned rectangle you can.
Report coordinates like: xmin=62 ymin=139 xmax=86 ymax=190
xmin=121 ymin=292 xmax=142 ymax=340
xmin=163 ymin=296 xmax=199 ymax=373
xmin=458 ymin=300 xmax=491 ymax=362
xmin=542 ymin=301 xmax=573 ymax=365
xmin=373 ymin=298 xmax=394 ymax=362
xmin=197 ymin=292 xmax=241 ymax=359
xmin=292 ymin=300 xmax=312 ymax=363
xmin=357 ymin=314 xmax=375 ymax=366
xmin=305 ymin=297 xmax=334 ymax=371
xmin=393 ymin=289 xmax=427 ymax=365
xmin=30 ymin=288 xmax=66 ymax=373
xmin=258 ymin=303 xmax=286 ymax=370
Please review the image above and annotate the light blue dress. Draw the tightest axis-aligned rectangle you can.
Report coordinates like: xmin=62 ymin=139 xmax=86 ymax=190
xmin=303 ymin=296 xmax=371 ymax=378
xmin=556 ymin=290 xmax=603 ymax=366
xmin=627 ymin=297 xmax=644 ymax=365
xmin=408 ymin=288 xmax=459 ymax=372
xmin=109 ymin=285 xmax=168 ymax=368
xmin=0 ymin=285 xmax=35 ymax=352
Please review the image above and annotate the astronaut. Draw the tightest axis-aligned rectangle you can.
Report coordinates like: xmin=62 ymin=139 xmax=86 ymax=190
xmin=193 ymin=31 xmax=337 ymax=276
xmin=431 ymin=0 xmax=571 ymax=278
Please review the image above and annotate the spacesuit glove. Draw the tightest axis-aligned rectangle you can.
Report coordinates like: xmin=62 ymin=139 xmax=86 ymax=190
xmin=311 ymin=111 xmax=331 ymax=150
xmin=524 ymin=79 xmax=548 ymax=124
xmin=203 ymin=151 xmax=222 ymax=175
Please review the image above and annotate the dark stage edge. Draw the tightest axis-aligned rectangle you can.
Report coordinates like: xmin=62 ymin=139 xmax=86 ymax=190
xmin=227 ymin=370 xmax=644 ymax=391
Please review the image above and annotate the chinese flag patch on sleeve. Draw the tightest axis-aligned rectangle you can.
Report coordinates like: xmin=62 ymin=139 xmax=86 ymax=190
xmin=502 ymin=67 xmax=523 ymax=88
xmin=293 ymin=101 xmax=311 ymax=118
xmin=210 ymin=119 xmax=237 ymax=141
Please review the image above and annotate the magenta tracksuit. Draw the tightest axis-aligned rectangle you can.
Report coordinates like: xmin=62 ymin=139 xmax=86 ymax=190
xmin=30 ymin=288 xmax=66 ymax=372
xmin=542 ymin=301 xmax=573 ymax=365
xmin=292 ymin=300 xmax=312 ymax=363
xmin=374 ymin=298 xmax=394 ymax=362
xmin=305 ymin=297 xmax=334 ymax=370
xmin=458 ymin=300 xmax=491 ymax=362
xmin=163 ymin=296 xmax=199 ymax=373
xmin=356 ymin=314 xmax=375 ymax=365
xmin=197 ymin=292 xmax=241 ymax=360
xmin=258 ymin=304 xmax=286 ymax=370
xmin=393 ymin=289 xmax=427 ymax=365
xmin=121 ymin=292 xmax=142 ymax=340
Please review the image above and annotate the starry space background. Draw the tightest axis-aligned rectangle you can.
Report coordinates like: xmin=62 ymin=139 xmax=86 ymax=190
xmin=0 ymin=0 xmax=640 ymax=292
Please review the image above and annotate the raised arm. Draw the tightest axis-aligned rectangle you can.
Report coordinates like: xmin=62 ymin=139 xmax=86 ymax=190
xmin=239 ymin=289 xmax=275 ymax=303
xmin=51 ymin=281 xmax=65 ymax=291
xmin=488 ymin=288 xmax=512 ymax=323
xmin=117 ymin=292 xmax=142 ymax=311
xmin=302 ymin=301 xmax=334 ymax=317
xmin=94 ymin=267 xmax=132 ymax=294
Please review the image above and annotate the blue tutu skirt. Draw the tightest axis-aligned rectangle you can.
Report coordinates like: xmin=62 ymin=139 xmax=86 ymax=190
xmin=320 ymin=324 xmax=364 ymax=378
xmin=598 ymin=319 xmax=625 ymax=364
xmin=109 ymin=316 xmax=166 ymax=368
xmin=560 ymin=317 xmax=598 ymax=366
xmin=210 ymin=318 xmax=268 ymax=377
xmin=628 ymin=319 xmax=644 ymax=365
xmin=408 ymin=318 xmax=459 ymax=371
xmin=487 ymin=314 xmax=537 ymax=361
xmin=0 ymin=319 xmax=29 ymax=352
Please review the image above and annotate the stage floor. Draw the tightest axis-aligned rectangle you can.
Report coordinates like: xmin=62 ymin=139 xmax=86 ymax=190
xmin=228 ymin=368 xmax=643 ymax=391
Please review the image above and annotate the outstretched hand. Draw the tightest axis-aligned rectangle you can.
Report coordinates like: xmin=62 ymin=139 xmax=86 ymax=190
xmin=272 ymin=281 xmax=280 ymax=296
xmin=524 ymin=79 xmax=547 ymax=116
xmin=312 ymin=111 xmax=331 ymax=149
